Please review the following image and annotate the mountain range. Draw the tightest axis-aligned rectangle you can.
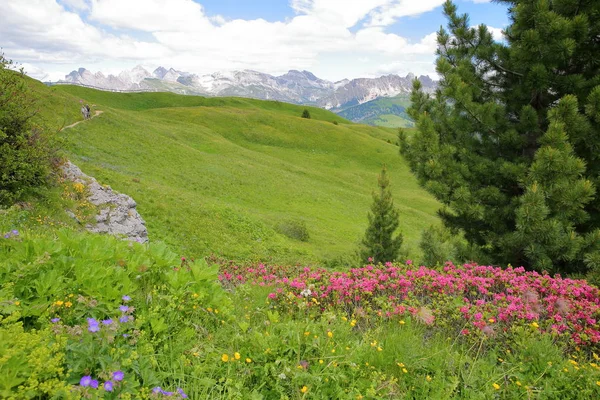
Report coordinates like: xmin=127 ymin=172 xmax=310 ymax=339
xmin=58 ymin=66 xmax=436 ymax=124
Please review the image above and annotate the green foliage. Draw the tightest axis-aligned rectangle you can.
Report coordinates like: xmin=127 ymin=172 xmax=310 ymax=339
xmin=276 ymin=219 xmax=310 ymax=242
xmin=301 ymin=108 xmax=311 ymax=119
xmin=0 ymin=54 xmax=57 ymax=206
xmin=0 ymin=317 xmax=69 ymax=399
xmin=359 ymin=166 xmax=403 ymax=263
xmin=400 ymin=0 xmax=600 ymax=274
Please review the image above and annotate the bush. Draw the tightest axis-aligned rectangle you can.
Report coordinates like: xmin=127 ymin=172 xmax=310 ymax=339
xmin=0 ymin=54 xmax=57 ymax=206
xmin=276 ymin=219 xmax=309 ymax=242
xmin=301 ymin=109 xmax=311 ymax=119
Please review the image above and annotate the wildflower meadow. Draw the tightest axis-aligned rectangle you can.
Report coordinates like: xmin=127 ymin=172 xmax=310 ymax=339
xmin=2 ymin=218 xmax=600 ymax=398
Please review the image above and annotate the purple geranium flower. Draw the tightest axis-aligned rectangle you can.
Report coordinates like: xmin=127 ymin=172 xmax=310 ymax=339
xmin=122 ymin=295 xmax=131 ymax=302
xmin=104 ymin=381 xmax=114 ymax=392
xmin=177 ymin=388 xmax=188 ymax=398
xmin=152 ymin=387 xmax=162 ymax=394
xmin=119 ymin=305 xmax=129 ymax=313
xmin=3 ymin=234 xmax=9 ymax=239
xmin=80 ymin=375 xmax=92 ymax=387
xmin=112 ymin=371 xmax=124 ymax=381
xmin=102 ymin=319 xmax=113 ymax=325
xmin=87 ymin=318 xmax=100 ymax=333
xmin=90 ymin=379 xmax=99 ymax=389
xmin=11 ymin=230 xmax=18 ymax=236
xmin=119 ymin=315 xmax=129 ymax=323
xmin=51 ymin=317 xmax=60 ymax=323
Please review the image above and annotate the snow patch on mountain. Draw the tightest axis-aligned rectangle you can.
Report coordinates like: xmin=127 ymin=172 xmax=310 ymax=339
xmin=59 ymin=66 xmax=436 ymax=110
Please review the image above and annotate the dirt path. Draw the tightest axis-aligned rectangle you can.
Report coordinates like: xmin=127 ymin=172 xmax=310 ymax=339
xmin=61 ymin=110 xmax=103 ymax=131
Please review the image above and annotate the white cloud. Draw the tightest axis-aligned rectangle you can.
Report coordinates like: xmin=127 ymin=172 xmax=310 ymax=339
xmin=366 ymin=0 xmax=446 ymax=27
xmin=1 ymin=0 xmax=449 ymax=81
xmin=487 ymin=26 xmax=504 ymax=41
xmin=59 ymin=0 xmax=90 ymax=11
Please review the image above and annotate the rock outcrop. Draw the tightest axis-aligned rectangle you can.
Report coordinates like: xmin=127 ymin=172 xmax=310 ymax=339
xmin=62 ymin=161 xmax=148 ymax=243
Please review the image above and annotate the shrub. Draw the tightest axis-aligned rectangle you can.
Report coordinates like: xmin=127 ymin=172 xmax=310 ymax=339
xmin=276 ymin=219 xmax=309 ymax=242
xmin=0 ymin=54 xmax=57 ymax=206
xmin=301 ymin=109 xmax=311 ymax=119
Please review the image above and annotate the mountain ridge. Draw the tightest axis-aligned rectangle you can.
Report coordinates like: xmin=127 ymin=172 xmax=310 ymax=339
xmin=57 ymin=65 xmax=436 ymax=112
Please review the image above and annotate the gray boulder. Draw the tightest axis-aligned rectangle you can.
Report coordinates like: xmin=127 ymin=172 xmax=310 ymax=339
xmin=62 ymin=161 xmax=148 ymax=243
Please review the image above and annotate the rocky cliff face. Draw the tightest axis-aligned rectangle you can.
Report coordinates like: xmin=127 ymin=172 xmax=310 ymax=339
xmin=62 ymin=162 xmax=148 ymax=243
xmin=59 ymin=66 xmax=436 ymax=110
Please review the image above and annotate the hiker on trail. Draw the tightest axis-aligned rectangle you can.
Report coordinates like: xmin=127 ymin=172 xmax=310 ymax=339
xmin=80 ymin=105 xmax=89 ymax=120
xmin=85 ymin=104 xmax=91 ymax=118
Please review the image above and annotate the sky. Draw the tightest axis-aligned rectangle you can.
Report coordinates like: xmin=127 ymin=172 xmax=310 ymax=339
xmin=1 ymin=0 xmax=510 ymax=82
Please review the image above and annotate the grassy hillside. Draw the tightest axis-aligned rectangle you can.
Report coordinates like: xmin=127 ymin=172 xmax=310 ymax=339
xmin=44 ymin=84 xmax=439 ymax=264
xmin=337 ymin=95 xmax=414 ymax=128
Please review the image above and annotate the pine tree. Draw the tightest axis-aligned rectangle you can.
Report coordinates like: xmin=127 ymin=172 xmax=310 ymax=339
xmin=360 ymin=166 xmax=403 ymax=264
xmin=400 ymin=1 xmax=600 ymax=274
xmin=301 ymin=109 xmax=311 ymax=119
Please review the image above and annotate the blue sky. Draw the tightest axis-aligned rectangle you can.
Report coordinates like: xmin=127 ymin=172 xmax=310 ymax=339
xmin=1 ymin=0 xmax=510 ymax=82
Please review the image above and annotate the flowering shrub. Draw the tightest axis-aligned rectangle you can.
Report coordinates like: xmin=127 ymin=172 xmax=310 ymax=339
xmin=220 ymin=262 xmax=600 ymax=350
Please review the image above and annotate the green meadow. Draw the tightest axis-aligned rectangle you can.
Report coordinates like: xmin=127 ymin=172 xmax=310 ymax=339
xmin=47 ymin=83 xmax=439 ymax=264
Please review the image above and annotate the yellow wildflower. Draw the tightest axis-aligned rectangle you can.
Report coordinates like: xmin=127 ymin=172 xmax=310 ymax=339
xmin=304 ymin=331 xmax=310 ymax=336
xmin=516 ymin=381 xmax=521 ymax=386
xmin=207 ymin=307 xmax=213 ymax=312
xmin=426 ymin=376 xmax=432 ymax=382
xmin=342 ymin=316 xmax=348 ymax=321
xmin=300 ymin=386 xmax=308 ymax=394
xmin=65 ymin=301 xmax=72 ymax=308
xmin=493 ymin=383 xmax=500 ymax=390
xmin=402 ymin=368 xmax=408 ymax=374
xmin=596 ymin=381 xmax=600 ymax=386
xmin=246 ymin=358 xmax=252 ymax=363
xmin=221 ymin=354 xmax=229 ymax=362
xmin=399 ymin=320 xmax=405 ymax=325
xmin=14 ymin=301 xmax=20 ymax=306
xmin=530 ymin=322 xmax=539 ymax=329
xmin=327 ymin=331 xmax=333 ymax=338
xmin=397 ymin=363 xmax=404 ymax=367
xmin=319 ymin=359 xmax=324 ymax=364
xmin=331 ymin=349 xmax=336 ymax=353
xmin=55 ymin=300 xmax=64 ymax=306
xmin=377 ymin=347 xmax=382 ymax=352
xmin=234 ymin=352 xmax=241 ymax=360
xmin=350 ymin=319 xmax=357 ymax=327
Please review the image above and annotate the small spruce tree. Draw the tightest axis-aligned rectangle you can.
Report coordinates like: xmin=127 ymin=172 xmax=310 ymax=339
xmin=301 ymin=109 xmax=311 ymax=119
xmin=360 ymin=166 xmax=403 ymax=263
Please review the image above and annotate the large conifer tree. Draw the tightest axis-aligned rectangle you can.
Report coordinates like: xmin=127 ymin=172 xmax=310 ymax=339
xmin=360 ymin=166 xmax=403 ymax=264
xmin=400 ymin=0 xmax=600 ymax=274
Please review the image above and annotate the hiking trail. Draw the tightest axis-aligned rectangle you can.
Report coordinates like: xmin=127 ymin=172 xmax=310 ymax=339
xmin=61 ymin=110 xmax=103 ymax=131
